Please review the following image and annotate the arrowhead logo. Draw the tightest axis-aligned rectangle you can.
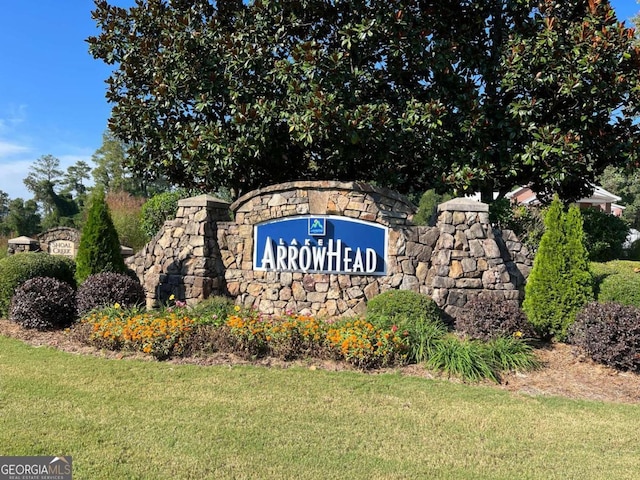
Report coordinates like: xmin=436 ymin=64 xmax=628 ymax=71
xmin=308 ymin=217 xmax=325 ymax=236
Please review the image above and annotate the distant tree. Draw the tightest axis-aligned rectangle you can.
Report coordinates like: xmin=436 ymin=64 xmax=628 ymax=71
xmin=62 ymin=160 xmax=92 ymax=208
xmin=23 ymin=154 xmax=63 ymax=219
xmin=4 ymin=198 xmax=41 ymax=237
xmin=75 ymin=188 xmax=127 ymax=283
xmin=0 ymin=190 xmax=9 ymax=235
xmin=23 ymin=154 xmax=81 ymax=229
xmin=599 ymin=165 xmax=640 ymax=230
xmin=89 ymin=0 xmax=640 ymax=202
xmin=91 ymin=130 xmax=169 ymax=197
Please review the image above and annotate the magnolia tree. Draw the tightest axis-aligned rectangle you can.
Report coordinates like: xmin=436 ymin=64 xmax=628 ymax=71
xmin=89 ymin=0 xmax=640 ymax=201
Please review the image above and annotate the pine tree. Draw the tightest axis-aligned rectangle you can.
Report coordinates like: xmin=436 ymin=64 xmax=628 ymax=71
xmin=75 ymin=188 xmax=126 ymax=283
xmin=523 ymin=196 xmax=592 ymax=340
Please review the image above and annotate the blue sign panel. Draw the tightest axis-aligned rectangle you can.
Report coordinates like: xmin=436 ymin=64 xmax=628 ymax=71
xmin=254 ymin=215 xmax=388 ymax=275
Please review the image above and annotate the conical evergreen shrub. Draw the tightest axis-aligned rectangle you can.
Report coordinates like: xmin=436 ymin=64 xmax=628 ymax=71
xmin=562 ymin=205 xmax=594 ymax=327
xmin=75 ymin=188 xmax=126 ymax=283
xmin=523 ymin=196 xmax=593 ymax=340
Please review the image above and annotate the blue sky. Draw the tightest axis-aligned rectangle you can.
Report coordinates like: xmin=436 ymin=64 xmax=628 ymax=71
xmin=0 ymin=1 xmax=638 ymax=200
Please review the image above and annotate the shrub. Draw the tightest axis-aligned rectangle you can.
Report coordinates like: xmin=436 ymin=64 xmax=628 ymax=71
xmin=414 ymin=189 xmax=453 ymax=226
xmin=81 ymin=305 xmax=194 ymax=360
xmin=0 ymin=235 xmax=8 ymax=260
xmin=597 ymin=273 xmax=640 ymax=308
xmin=106 ymin=190 xmax=147 ymax=251
xmin=581 ymin=207 xmax=629 ymax=262
xmin=494 ymin=203 xmax=545 ymax=253
xmin=140 ymin=190 xmax=184 ymax=240
xmin=456 ymin=297 xmax=535 ymax=341
xmin=189 ymin=296 xmax=236 ymax=326
xmin=264 ymin=314 xmax=327 ymax=360
xmin=9 ymin=277 xmax=76 ymax=330
xmin=568 ymin=302 xmax=640 ymax=372
xmin=181 ymin=324 xmax=235 ymax=357
xmin=225 ymin=307 xmax=270 ymax=357
xmin=483 ymin=337 xmax=540 ymax=373
xmin=366 ymin=290 xmax=446 ymax=363
xmin=523 ymin=197 xmax=593 ymax=340
xmin=367 ymin=290 xmax=442 ymax=327
xmin=406 ymin=316 xmax=448 ymax=363
xmin=0 ymin=252 xmax=76 ymax=317
xmin=627 ymin=239 xmax=640 ymax=261
xmin=425 ymin=335 xmax=538 ymax=382
xmin=77 ymin=272 xmax=145 ymax=316
xmin=75 ymin=188 xmax=127 ymax=283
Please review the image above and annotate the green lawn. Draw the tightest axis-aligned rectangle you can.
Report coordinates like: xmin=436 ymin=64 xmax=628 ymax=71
xmin=1 ymin=335 xmax=639 ymax=479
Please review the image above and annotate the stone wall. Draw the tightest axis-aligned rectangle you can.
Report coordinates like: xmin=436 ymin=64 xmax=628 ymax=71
xmin=126 ymin=181 xmax=532 ymax=318
xmin=220 ymin=181 xmax=435 ymax=317
xmin=8 ymin=227 xmax=134 ymax=260
xmin=126 ymin=195 xmax=230 ymax=309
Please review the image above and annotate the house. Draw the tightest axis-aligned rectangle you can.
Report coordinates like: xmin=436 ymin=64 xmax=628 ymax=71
xmin=507 ymin=185 xmax=625 ymax=217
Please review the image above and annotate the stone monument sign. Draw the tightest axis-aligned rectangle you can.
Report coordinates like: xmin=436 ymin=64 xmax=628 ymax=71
xmin=48 ymin=239 xmax=76 ymax=258
xmin=126 ymin=181 xmax=533 ymax=319
xmin=37 ymin=227 xmax=81 ymax=259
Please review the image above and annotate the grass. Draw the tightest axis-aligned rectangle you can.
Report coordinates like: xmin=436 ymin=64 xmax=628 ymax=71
xmin=1 ymin=336 xmax=640 ymax=479
xmin=590 ymin=260 xmax=640 ymax=277
xmin=590 ymin=260 xmax=640 ymax=302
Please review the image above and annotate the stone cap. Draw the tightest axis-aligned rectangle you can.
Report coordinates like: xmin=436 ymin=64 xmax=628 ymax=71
xmin=178 ymin=194 xmax=230 ymax=208
xmin=231 ymin=180 xmax=416 ymax=213
xmin=8 ymin=236 xmax=39 ymax=245
xmin=438 ymin=197 xmax=489 ymax=213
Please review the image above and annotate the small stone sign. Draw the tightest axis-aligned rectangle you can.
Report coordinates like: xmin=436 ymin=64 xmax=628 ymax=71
xmin=49 ymin=239 xmax=75 ymax=258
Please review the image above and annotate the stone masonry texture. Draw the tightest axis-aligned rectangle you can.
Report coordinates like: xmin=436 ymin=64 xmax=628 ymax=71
xmin=126 ymin=181 xmax=532 ymax=319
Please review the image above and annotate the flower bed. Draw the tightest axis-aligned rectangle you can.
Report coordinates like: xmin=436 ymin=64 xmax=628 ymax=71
xmin=73 ymin=301 xmax=537 ymax=381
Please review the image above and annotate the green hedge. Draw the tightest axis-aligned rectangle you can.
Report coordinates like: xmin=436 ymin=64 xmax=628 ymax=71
xmin=366 ymin=290 xmax=442 ymax=327
xmin=0 ymin=252 xmax=76 ymax=317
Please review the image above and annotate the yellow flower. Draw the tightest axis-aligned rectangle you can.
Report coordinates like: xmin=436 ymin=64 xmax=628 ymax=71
xmin=114 ymin=302 xmax=121 ymax=309
xmin=234 ymin=305 xmax=241 ymax=312
xmin=514 ymin=331 xmax=523 ymax=338
xmin=169 ymin=294 xmax=175 ymax=301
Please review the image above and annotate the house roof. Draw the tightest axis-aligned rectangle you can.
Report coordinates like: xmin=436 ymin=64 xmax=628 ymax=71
xmin=506 ymin=185 xmax=621 ymax=206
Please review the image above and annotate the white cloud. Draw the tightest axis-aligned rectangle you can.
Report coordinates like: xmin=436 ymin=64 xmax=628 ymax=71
xmin=0 ymin=140 xmax=30 ymax=158
xmin=0 ymin=160 xmax=32 ymax=199
xmin=0 ymin=104 xmax=28 ymax=134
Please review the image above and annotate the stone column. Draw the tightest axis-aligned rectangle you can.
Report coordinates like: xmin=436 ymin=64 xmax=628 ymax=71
xmin=7 ymin=236 xmax=41 ymax=255
xmin=126 ymin=194 xmax=230 ymax=308
xmin=426 ymin=198 xmax=523 ymax=320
